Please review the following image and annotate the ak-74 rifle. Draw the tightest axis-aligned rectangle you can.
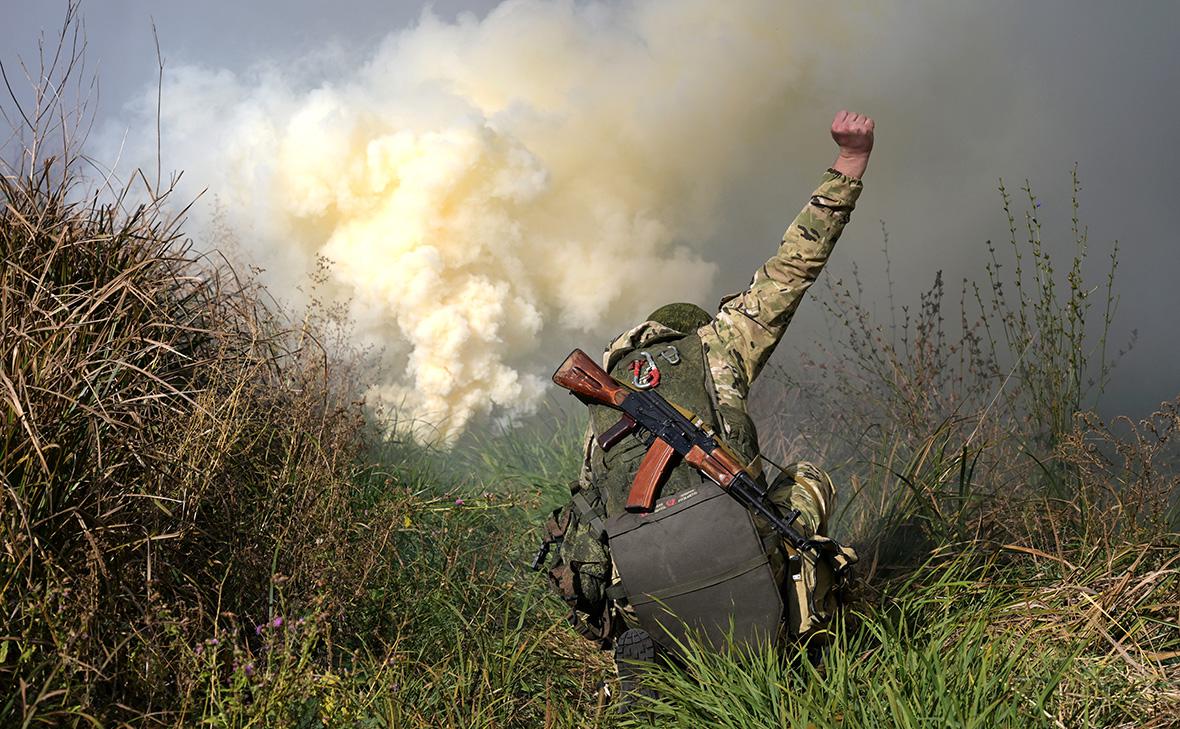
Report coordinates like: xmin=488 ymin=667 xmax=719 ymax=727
xmin=552 ymin=348 xmax=817 ymax=553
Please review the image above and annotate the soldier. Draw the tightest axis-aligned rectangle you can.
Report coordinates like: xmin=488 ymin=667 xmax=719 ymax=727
xmin=541 ymin=110 xmax=873 ymax=709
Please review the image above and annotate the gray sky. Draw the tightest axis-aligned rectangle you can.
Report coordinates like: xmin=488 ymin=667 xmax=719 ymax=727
xmin=4 ymin=0 xmax=1178 ymax=424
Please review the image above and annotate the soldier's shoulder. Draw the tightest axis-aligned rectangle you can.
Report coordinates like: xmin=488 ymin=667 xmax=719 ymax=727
xmin=603 ymin=320 xmax=686 ymax=369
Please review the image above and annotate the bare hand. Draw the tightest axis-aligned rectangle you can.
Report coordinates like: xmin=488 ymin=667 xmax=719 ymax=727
xmin=830 ymin=110 xmax=874 ymax=179
xmin=831 ymin=110 xmax=874 ymax=156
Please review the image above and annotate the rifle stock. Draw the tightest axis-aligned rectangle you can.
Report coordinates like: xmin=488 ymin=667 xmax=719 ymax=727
xmin=552 ymin=349 xmax=628 ymax=408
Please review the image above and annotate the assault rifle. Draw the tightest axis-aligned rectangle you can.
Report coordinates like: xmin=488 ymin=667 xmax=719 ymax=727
xmin=552 ymin=349 xmax=816 ymax=553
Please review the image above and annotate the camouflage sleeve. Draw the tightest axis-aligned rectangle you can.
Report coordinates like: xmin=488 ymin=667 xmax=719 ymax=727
xmin=698 ymin=169 xmax=863 ymax=411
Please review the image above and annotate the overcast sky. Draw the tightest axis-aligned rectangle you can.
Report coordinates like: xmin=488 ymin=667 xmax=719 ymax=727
xmin=4 ymin=0 xmax=1178 ymax=427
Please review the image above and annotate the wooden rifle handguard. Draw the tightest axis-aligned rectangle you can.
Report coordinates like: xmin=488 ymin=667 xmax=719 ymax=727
xmin=685 ymin=444 xmax=740 ymax=487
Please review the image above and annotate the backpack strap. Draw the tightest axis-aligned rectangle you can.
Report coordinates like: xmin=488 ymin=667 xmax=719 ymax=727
xmin=571 ymin=490 xmax=607 ymax=541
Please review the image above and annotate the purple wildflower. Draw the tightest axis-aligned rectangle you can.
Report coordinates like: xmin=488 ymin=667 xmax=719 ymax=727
xmin=244 ymin=663 xmax=255 ymax=677
xmin=454 ymin=497 xmax=464 ymax=506
xmin=272 ymin=616 xmax=284 ymax=628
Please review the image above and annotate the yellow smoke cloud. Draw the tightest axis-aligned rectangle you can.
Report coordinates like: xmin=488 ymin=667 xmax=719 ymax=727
xmin=126 ymin=0 xmax=853 ymax=442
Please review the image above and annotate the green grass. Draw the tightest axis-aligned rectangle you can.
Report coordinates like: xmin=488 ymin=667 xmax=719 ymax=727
xmin=626 ymin=544 xmax=1178 ymax=728
xmin=163 ymin=417 xmax=1177 ymax=729
xmin=144 ymin=421 xmax=611 ymax=729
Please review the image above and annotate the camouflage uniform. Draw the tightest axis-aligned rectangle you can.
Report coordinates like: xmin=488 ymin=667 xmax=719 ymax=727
xmin=560 ymin=168 xmax=863 ymax=644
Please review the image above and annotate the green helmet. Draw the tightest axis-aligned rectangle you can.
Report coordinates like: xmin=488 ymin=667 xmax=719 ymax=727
xmin=646 ymin=302 xmax=711 ymax=333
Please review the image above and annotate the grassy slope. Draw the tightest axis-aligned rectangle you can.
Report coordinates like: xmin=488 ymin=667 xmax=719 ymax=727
xmin=236 ymin=407 xmax=1177 ymax=729
xmin=2 ymin=163 xmax=1177 ymax=728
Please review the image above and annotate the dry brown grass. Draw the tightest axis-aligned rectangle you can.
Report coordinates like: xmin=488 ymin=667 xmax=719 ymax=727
xmin=0 ymin=14 xmax=404 ymax=723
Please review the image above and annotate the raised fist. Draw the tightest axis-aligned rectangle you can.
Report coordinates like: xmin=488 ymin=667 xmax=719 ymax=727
xmin=831 ymin=110 xmax=874 ymax=158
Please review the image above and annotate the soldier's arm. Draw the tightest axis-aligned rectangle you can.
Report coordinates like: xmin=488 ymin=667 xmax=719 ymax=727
xmin=699 ymin=111 xmax=873 ymax=408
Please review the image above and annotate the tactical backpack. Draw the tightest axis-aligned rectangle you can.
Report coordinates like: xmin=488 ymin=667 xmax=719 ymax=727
xmin=540 ymin=468 xmax=856 ymax=654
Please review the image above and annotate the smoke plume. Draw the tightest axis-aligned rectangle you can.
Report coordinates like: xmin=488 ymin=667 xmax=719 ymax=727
xmin=110 ymin=0 xmax=858 ymax=442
